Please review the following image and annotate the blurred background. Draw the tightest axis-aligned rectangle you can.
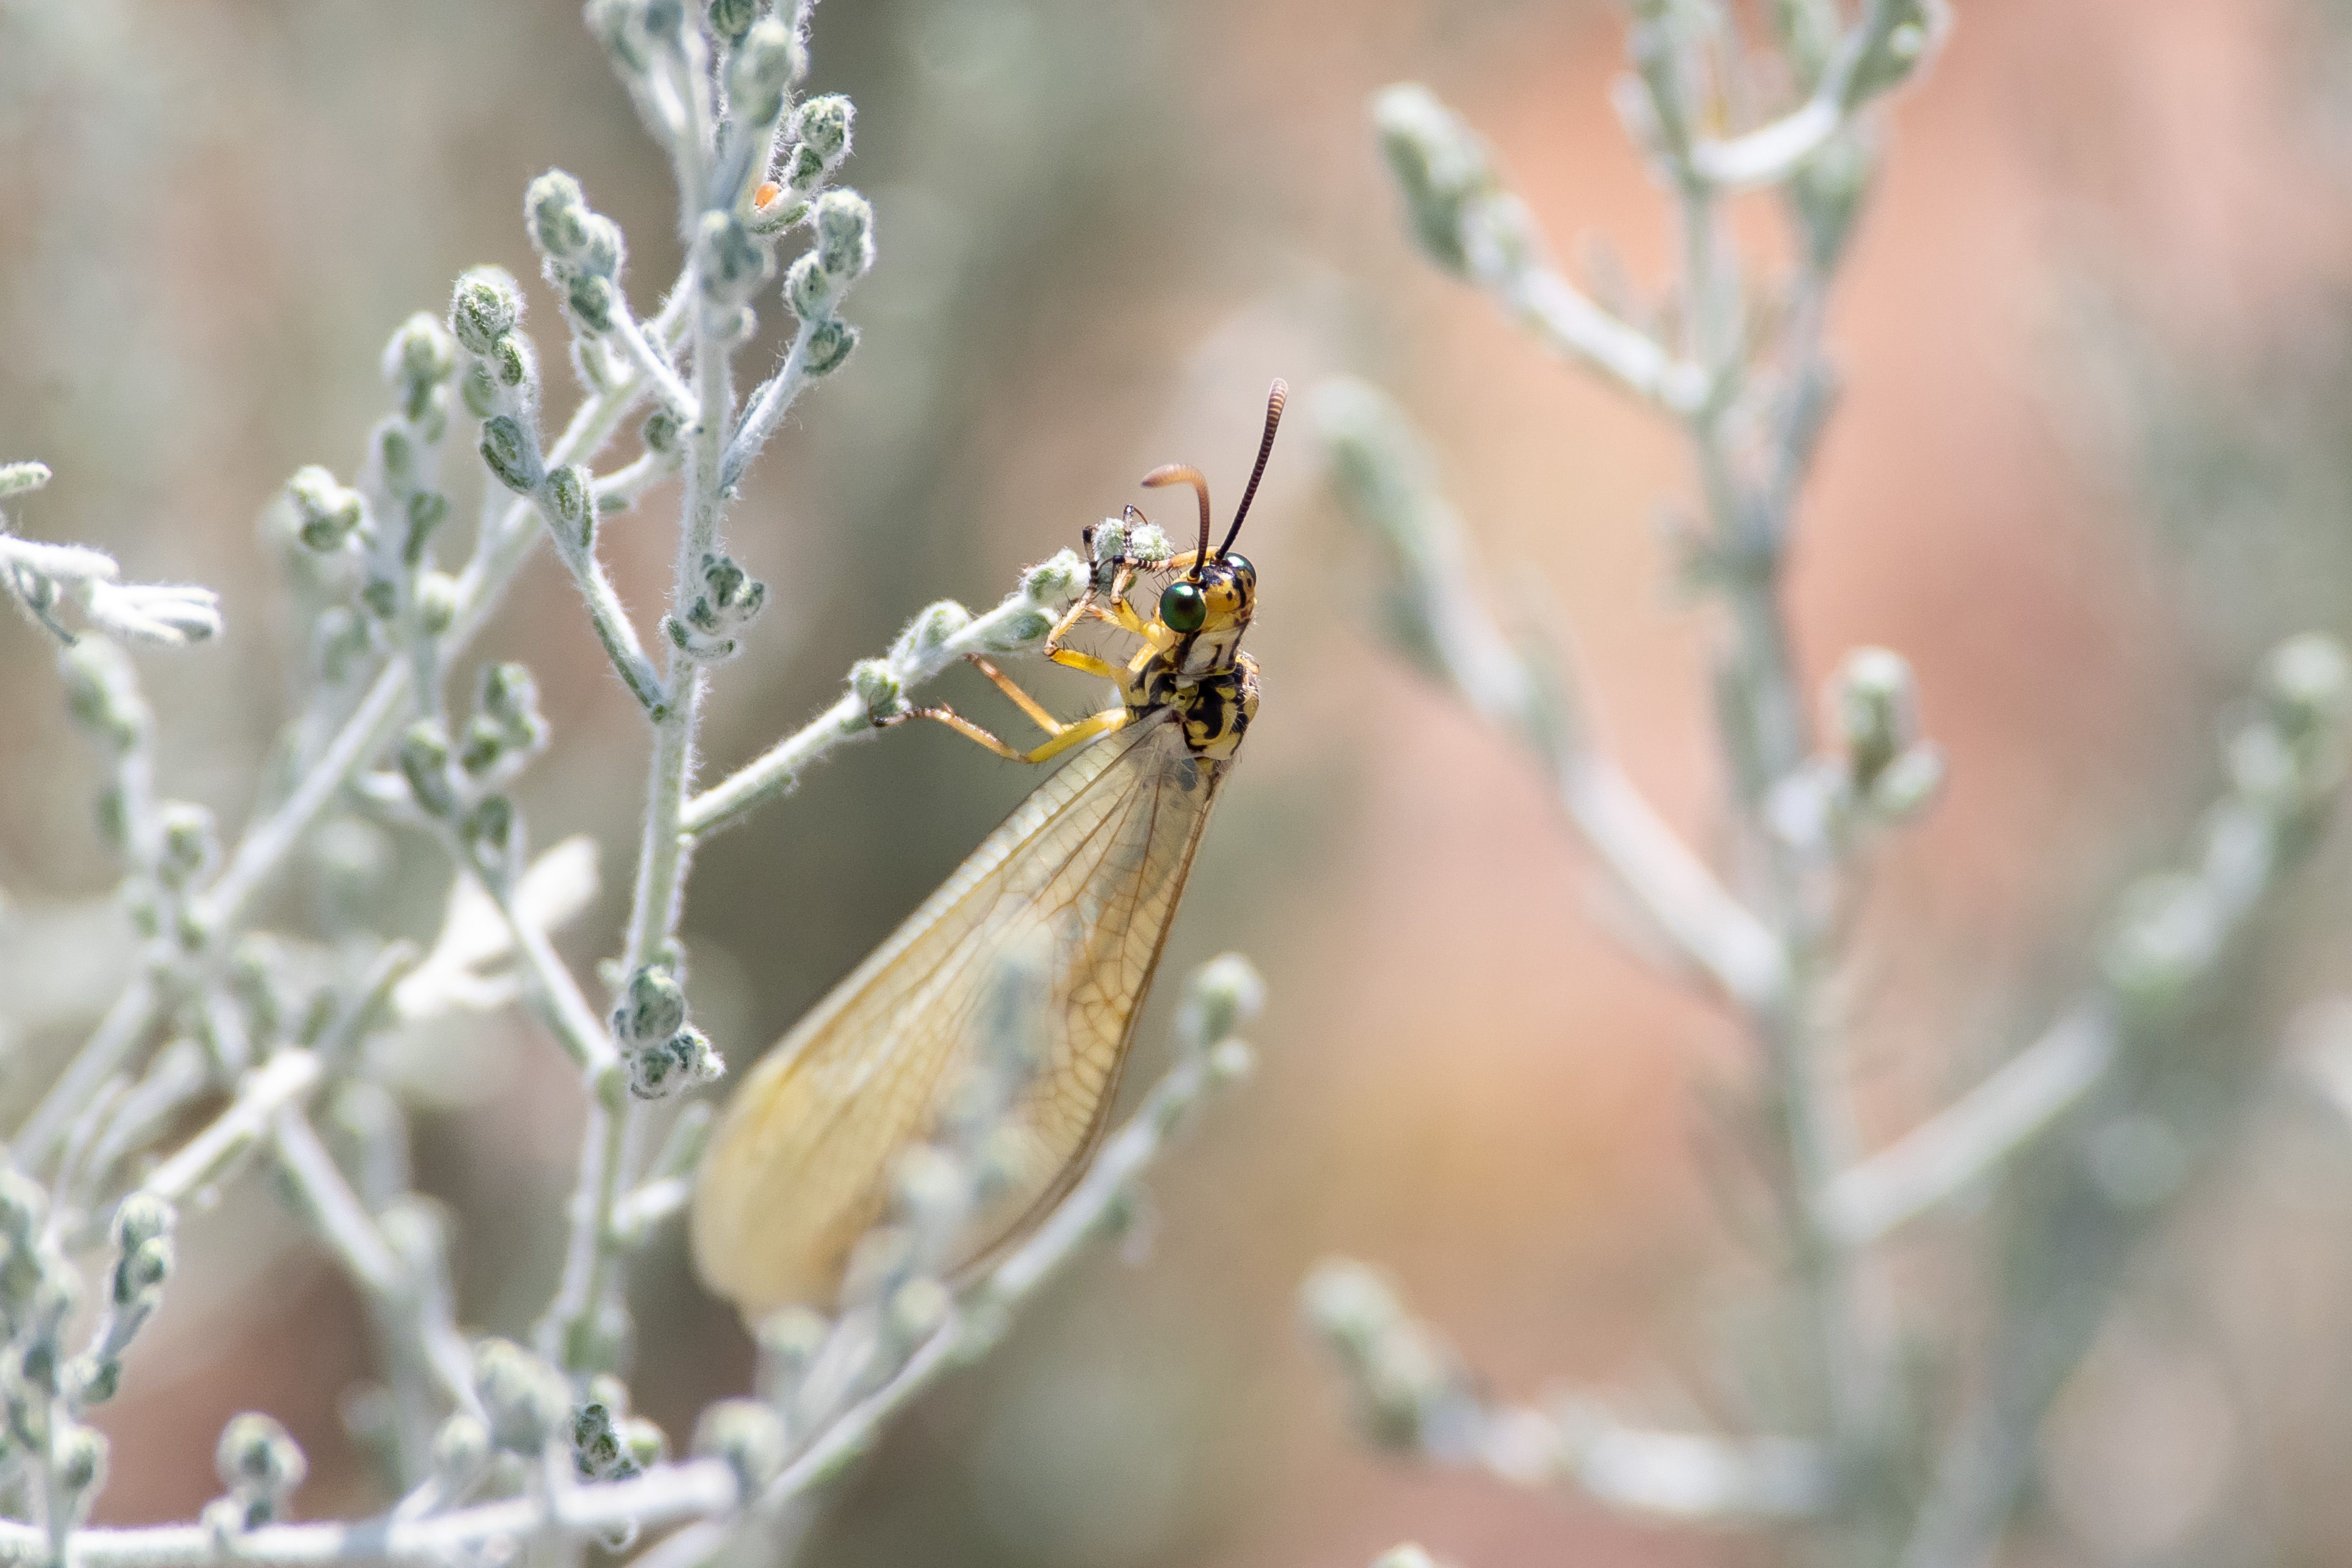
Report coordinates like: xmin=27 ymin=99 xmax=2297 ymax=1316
xmin=7 ymin=0 xmax=2352 ymax=1563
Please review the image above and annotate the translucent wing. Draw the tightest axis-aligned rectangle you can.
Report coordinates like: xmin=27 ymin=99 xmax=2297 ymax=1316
xmin=691 ymin=711 xmax=1229 ymax=1314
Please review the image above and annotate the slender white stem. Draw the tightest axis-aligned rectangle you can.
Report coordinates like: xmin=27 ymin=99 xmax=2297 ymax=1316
xmin=141 ymin=1050 xmax=324 ymax=1206
xmin=606 ymin=309 xmax=698 ymax=424
xmin=1820 ymin=1006 xmax=2117 ymax=1247
xmin=272 ymin=1113 xmax=405 ymax=1299
xmin=718 ymin=325 xmax=814 ymax=492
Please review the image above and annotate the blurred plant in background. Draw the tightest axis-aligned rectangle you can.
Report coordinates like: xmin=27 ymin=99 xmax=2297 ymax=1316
xmin=0 ymin=1 xmax=1261 ymax=1563
xmin=1304 ymin=1 xmax=2352 ymax=1565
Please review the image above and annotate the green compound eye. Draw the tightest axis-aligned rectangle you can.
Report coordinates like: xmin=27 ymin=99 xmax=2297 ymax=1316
xmin=1159 ymin=580 xmax=1207 ymax=633
xmin=1222 ymin=553 xmax=1253 ymax=580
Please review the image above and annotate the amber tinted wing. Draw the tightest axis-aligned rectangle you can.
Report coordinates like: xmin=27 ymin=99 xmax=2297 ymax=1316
xmin=691 ymin=711 xmax=1227 ymax=1314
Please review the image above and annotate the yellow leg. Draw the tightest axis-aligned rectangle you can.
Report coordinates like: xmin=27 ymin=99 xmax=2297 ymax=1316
xmin=879 ymin=703 xmax=1129 ymax=764
xmin=968 ymin=655 xmax=1064 ymax=734
xmin=1044 ymin=592 xmax=1102 ymax=652
xmin=1101 ymin=593 xmax=1152 ymax=639
xmin=1045 ymin=565 xmax=1150 ymax=653
xmin=1048 ymin=646 xmax=1125 ymax=682
xmin=1127 ymin=622 xmax=1176 ymax=674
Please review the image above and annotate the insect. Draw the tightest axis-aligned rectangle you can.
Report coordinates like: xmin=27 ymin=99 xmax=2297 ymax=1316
xmin=692 ymin=380 xmax=1287 ymax=1316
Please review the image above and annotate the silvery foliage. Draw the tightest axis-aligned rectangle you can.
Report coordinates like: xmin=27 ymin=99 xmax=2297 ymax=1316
xmin=0 ymin=3 xmax=1259 ymax=1564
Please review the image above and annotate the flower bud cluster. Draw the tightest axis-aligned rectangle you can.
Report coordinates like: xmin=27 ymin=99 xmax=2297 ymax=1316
xmin=473 ymin=1338 xmax=571 ymax=1455
xmin=1373 ymin=85 xmax=1504 ymax=280
xmin=202 ymin=1413 xmax=305 ymax=1534
xmin=397 ymin=661 xmax=551 ymax=888
xmin=66 ymin=1196 xmax=174 ymax=1409
xmin=56 ymin=640 xmax=225 ymax=952
xmin=1825 ymin=647 xmax=1943 ymax=823
xmin=614 ymin=963 xmax=726 ymax=1101
xmin=450 ymin=269 xmax=546 ymax=498
xmin=526 ymin=171 xmax=632 ymax=339
xmin=1299 ymin=1259 xmax=1480 ymax=1455
xmin=458 ymin=662 xmax=551 ymax=785
xmin=780 ymin=192 xmax=873 ymax=380
xmin=0 ymin=1173 xmax=133 ymax=1531
xmin=2105 ymin=633 xmax=2352 ymax=1017
xmin=571 ymin=1376 xmax=666 ymax=1482
xmin=663 ymin=552 xmax=767 ymax=665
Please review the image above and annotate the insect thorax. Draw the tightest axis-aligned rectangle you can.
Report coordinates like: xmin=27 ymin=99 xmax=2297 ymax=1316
xmin=1130 ymin=652 xmax=1259 ymax=762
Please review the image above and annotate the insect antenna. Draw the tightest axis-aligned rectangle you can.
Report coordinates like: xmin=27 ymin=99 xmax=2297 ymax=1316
xmin=1139 ymin=463 xmax=1213 ymax=575
xmin=1217 ymin=378 xmax=1288 ymax=560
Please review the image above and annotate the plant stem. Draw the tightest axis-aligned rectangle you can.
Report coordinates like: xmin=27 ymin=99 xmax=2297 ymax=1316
xmin=542 ymin=253 xmax=732 ymax=1375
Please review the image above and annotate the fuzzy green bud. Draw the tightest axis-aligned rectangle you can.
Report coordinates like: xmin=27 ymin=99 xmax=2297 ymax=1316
xmin=156 ymin=801 xmax=218 ymax=886
xmin=415 ymin=572 xmax=459 ymax=637
xmin=485 ymin=332 xmax=536 ymax=393
xmin=850 ymin=657 xmax=901 ymax=714
xmin=1372 ymin=84 xmax=1496 ymax=277
xmin=526 ymin=171 xmax=590 ymax=263
xmin=473 ymin=1338 xmax=570 ymax=1454
xmin=812 ymin=190 xmax=874 ymax=281
xmin=406 ymin=490 xmax=450 ymax=557
xmin=215 ymin=1413 xmax=305 ymax=1523
xmin=1020 ymin=548 xmax=1085 ymax=606
xmin=112 ymin=1192 xmax=174 ymax=1254
xmin=59 ymin=639 xmax=149 ymax=753
xmin=976 ymin=606 xmax=1051 ymax=654
xmin=708 ymin=0 xmax=764 ymax=42
xmin=802 ymin=317 xmax=857 ymax=376
xmin=697 ymin=213 xmax=769 ymax=305
xmin=642 ymin=406 xmax=684 ymax=457
xmin=788 ymin=94 xmax=853 ymax=171
xmin=566 ymin=273 xmax=615 ymax=333
xmin=398 ymin=722 xmax=457 ymax=818
xmin=543 ymin=465 xmax=594 ymax=546
xmin=430 ymin=1412 xmax=490 ymax=1483
xmin=450 ymin=267 xmax=524 ymax=357
xmin=57 ymin=1424 xmax=106 ymax=1502
xmin=571 ymin=1399 xmax=640 ymax=1481
xmin=889 ymin=599 xmax=970 ymax=665
xmin=479 ymin=415 xmax=545 ymax=495
xmin=2262 ymin=633 xmax=2352 ymax=746
xmin=728 ymin=19 xmax=799 ymax=126
xmin=627 ymin=1026 xmax=722 ymax=1100
xmin=461 ymin=795 xmax=518 ymax=883
xmin=784 ymin=252 xmax=832 ymax=320
xmin=385 ymin=313 xmax=459 ymax=394
xmin=617 ymin=965 xmax=688 ymax=1046
xmin=692 ymin=1399 xmax=786 ymax=1497
xmin=1182 ymin=953 xmax=1265 ymax=1050
xmin=0 ymin=460 xmax=52 ymax=498
xmin=287 ymin=466 xmax=366 ymax=552
xmin=1829 ymin=647 xmax=1919 ymax=790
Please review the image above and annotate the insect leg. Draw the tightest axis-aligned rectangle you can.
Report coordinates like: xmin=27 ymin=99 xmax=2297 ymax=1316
xmin=1047 ymin=647 xmax=1125 ymax=682
xmin=880 ymin=703 xmax=1130 ymax=764
xmin=967 ymin=654 xmax=1065 ymax=735
xmin=1017 ymin=705 xmax=1130 ymax=762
